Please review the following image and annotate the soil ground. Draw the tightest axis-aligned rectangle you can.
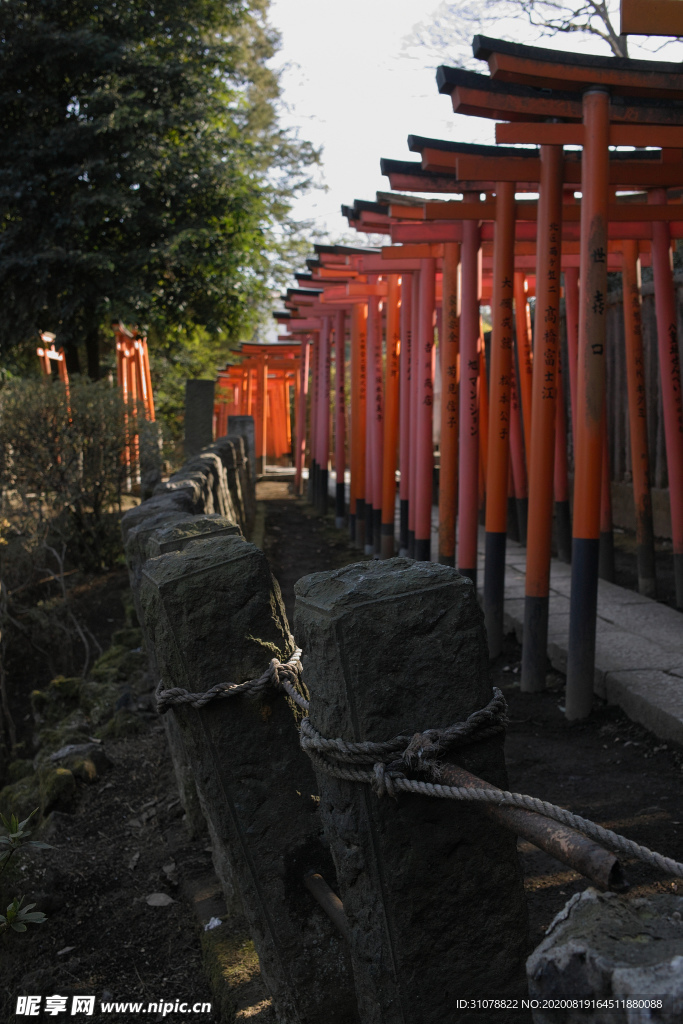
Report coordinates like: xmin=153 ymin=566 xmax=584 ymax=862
xmin=2 ymin=481 xmax=682 ymax=1023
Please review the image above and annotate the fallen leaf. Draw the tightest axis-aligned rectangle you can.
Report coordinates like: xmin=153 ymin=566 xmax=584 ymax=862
xmin=146 ymin=892 xmax=174 ymax=907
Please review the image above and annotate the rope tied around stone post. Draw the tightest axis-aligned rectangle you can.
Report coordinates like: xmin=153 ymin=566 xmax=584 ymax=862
xmin=155 ymin=647 xmax=308 ymax=713
xmin=154 ymin=646 xmax=683 ymax=880
xmin=300 ymin=687 xmax=508 ymax=797
xmin=300 ymin=689 xmax=683 ymax=879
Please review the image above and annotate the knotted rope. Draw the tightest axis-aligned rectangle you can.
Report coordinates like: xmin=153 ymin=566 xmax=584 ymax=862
xmin=300 ymin=688 xmax=508 ymax=783
xmin=300 ymin=689 xmax=683 ymax=879
xmin=155 ymin=647 xmax=683 ymax=880
xmin=155 ymin=648 xmax=307 ymax=713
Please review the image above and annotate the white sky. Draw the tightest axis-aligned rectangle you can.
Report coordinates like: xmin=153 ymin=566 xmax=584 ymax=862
xmin=268 ymin=0 xmax=492 ymax=239
xmin=268 ymin=1 xmax=683 ymax=241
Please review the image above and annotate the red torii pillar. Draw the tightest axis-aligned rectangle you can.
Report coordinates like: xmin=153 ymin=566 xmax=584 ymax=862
xmin=621 ymin=239 xmax=656 ymax=597
xmin=649 ymin=188 xmax=683 ymax=608
xmin=316 ymin=316 xmax=331 ymax=514
xmin=295 ymin=338 xmax=311 ymax=495
xmin=521 ymin=145 xmax=563 ymax=693
xmin=350 ymin=303 xmax=367 ymax=548
xmin=381 ymin=277 xmax=401 ymax=558
xmin=438 ymin=243 xmax=460 ymax=567
xmin=334 ymin=310 xmax=347 ymax=527
xmin=398 ymin=274 xmax=413 ymax=555
xmin=483 ymin=181 xmax=515 ymax=658
xmin=408 ymin=272 xmax=421 ymax=557
xmin=458 ymin=199 xmax=482 ymax=583
xmin=414 ymin=258 xmax=436 ymax=561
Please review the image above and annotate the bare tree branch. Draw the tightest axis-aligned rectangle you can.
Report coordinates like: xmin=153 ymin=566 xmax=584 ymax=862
xmin=405 ymin=0 xmax=683 ymax=67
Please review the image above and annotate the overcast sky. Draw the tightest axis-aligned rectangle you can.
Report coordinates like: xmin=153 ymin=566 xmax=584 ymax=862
xmin=267 ymin=0 xmax=683 ymax=241
xmin=268 ymin=0 xmax=491 ymax=240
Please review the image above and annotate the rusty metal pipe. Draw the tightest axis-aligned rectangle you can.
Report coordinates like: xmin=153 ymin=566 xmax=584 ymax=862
xmin=440 ymin=763 xmax=628 ymax=892
xmin=303 ymin=871 xmax=352 ymax=943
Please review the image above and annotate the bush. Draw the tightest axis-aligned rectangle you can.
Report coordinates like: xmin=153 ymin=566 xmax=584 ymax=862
xmin=0 ymin=376 xmax=134 ymax=570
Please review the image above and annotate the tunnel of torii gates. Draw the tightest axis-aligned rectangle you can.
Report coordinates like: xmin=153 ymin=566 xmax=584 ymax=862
xmin=215 ymin=341 xmax=300 ymax=474
xmin=220 ymin=35 xmax=683 ymax=722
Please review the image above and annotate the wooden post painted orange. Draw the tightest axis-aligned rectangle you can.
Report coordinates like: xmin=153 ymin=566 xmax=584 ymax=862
xmin=365 ymin=294 xmax=383 ymax=553
xmin=484 ymin=181 xmax=515 ymax=657
xmin=398 ymin=274 xmax=413 ymax=554
xmin=415 ymin=258 xmax=437 ymax=560
xmin=381 ymin=276 xmax=401 ymax=557
xmin=509 ymin=352 xmax=528 ymax=544
xmin=649 ymin=188 xmax=683 ymax=607
xmin=334 ymin=309 xmax=347 ymax=526
xmin=308 ymin=336 xmax=319 ymax=502
xmin=564 ymin=266 xmax=580 ymax=441
xmin=350 ymin=303 xmax=367 ymax=547
xmin=513 ymin=272 xmax=533 ymax=456
xmin=621 ymin=239 xmax=656 ymax=597
xmin=438 ymin=242 xmax=460 ymax=566
xmin=478 ymin=333 xmax=489 ymax=510
xmin=458 ymin=207 xmax=482 ymax=583
xmin=554 ymin=354 xmax=572 ymax=564
xmin=316 ymin=317 xmax=331 ymax=512
xmin=567 ymin=89 xmax=611 ymax=720
xmin=256 ymin=351 xmax=268 ymax=476
xmin=599 ymin=420 xmax=615 ymax=581
xmin=294 ymin=339 xmax=310 ymax=495
xmin=408 ymin=271 xmax=421 ymax=557
xmin=521 ymin=143 xmax=563 ymax=694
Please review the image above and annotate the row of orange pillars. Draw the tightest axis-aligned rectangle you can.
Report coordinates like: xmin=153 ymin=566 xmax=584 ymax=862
xmin=273 ymin=35 xmax=683 ymax=722
xmin=213 ymin=341 xmax=300 ymax=475
xmin=38 ymin=323 xmax=155 ymax=485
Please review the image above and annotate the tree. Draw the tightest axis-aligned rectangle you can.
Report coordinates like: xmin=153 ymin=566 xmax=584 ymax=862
xmin=406 ymin=0 xmax=683 ymax=67
xmin=0 ymin=1 xmax=318 ymax=378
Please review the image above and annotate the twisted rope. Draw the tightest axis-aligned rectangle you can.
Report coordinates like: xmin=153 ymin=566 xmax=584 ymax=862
xmin=300 ymin=688 xmax=507 ymax=778
xmin=156 ymin=648 xmax=307 ymax=713
xmin=300 ymin=690 xmax=683 ymax=880
xmin=156 ymin=645 xmax=683 ymax=880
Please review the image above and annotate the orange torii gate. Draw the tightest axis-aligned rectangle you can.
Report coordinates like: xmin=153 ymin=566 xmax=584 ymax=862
xmin=113 ymin=323 xmax=155 ymax=422
xmin=36 ymin=332 xmax=69 ymax=389
xmin=229 ymin=341 xmax=301 ymax=476
xmin=389 ymin=135 xmax=680 ymax=662
xmin=112 ymin=322 xmax=156 ymax=486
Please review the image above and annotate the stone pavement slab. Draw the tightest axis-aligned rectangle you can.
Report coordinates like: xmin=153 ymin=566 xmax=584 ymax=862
xmin=476 ymin=530 xmax=683 ymax=746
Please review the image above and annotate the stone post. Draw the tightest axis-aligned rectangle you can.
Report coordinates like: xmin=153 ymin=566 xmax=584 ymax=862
xmin=294 ymin=558 xmax=530 ymax=1024
xmin=228 ymin=414 xmax=257 ymax=483
xmin=139 ymin=535 xmax=358 ymax=1024
xmin=125 ymin=513 xmax=242 ymax=838
xmin=527 ymin=889 xmax=683 ymax=1023
xmin=184 ymin=379 xmax=215 ymax=459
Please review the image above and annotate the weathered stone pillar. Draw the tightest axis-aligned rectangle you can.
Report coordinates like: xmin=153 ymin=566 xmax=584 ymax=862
xmin=138 ymin=419 xmax=163 ymax=499
xmin=139 ymin=535 xmax=358 ymax=1024
xmin=126 ymin=513 xmax=242 ymax=838
xmin=120 ymin=491 xmax=195 ymax=546
xmin=184 ymin=379 xmax=215 ymax=458
xmin=527 ymin=889 xmax=683 ymax=1023
xmin=228 ymin=414 xmax=257 ymax=483
xmin=294 ymin=558 xmax=530 ymax=1024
